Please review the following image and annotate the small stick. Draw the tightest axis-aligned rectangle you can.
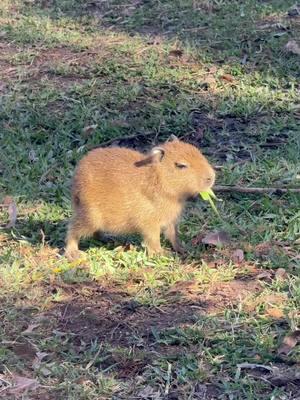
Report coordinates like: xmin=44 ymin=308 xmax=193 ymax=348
xmin=88 ymin=131 xmax=155 ymax=150
xmin=214 ymin=185 xmax=300 ymax=194
xmin=164 ymin=363 xmax=172 ymax=395
xmin=85 ymin=344 xmax=103 ymax=370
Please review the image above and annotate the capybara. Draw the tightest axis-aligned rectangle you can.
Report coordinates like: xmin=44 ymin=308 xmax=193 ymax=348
xmin=65 ymin=136 xmax=215 ymax=259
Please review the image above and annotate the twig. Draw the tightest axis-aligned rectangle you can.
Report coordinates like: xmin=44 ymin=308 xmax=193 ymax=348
xmin=40 ymin=229 xmax=45 ymax=247
xmin=214 ymin=185 xmax=300 ymax=194
xmin=39 ymin=164 xmax=57 ymax=184
xmin=85 ymin=344 xmax=103 ymax=370
xmin=88 ymin=131 xmax=155 ymax=150
xmin=237 ymin=362 xmax=274 ymax=372
xmin=164 ymin=363 xmax=172 ymax=395
xmin=61 ymin=304 xmax=69 ymax=322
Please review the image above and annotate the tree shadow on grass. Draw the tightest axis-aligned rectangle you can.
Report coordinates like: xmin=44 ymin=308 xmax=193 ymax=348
xmin=17 ymin=0 xmax=300 ymax=79
xmin=1 ymin=279 xmax=298 ymax=399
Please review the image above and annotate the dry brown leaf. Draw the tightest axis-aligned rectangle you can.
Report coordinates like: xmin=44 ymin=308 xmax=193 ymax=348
xmin=202 ymin=230 xmax=231 ymax=246
xmin=266 ymin=308 xmax=284 ymax=319
xmin=256 ymin=270 xmax=273 ymax=281
xmin=2 ymin=196 xmax=17 ymax=228
xmin=32 ymin=352 xmax=50 ymax=370
xmin=220 ymin=73 xmax=235 ymax=83
xmin=238 ymin=363 xmax=300 ymax=385
xmin=9 ymin=341 xmax=37 ymax=361
xmin=82 ymin=124 xmax=98 ymax=137
xmin=0 ymin=81 xmax=7 ymax=91
xmin=237 ymin=362 xmax=273 ymax=372
xmin=275 ymin=268 xmax=287 ymax=280
xmin=278 ymin=330 xmax=300 ymax=355
xmin=232 ymin=249 xmax=244 ymax=263
xmin=284 ymin=40 xmax=300 ymax=55
xmin=208 ymin=65 xmax=217 ymax=74
xmin=270 ymin=366 xmax=300 ymax=385
xmin=203 ymin=75 xmax=217 ymax=87
xmin=191 ymin=232 xmax=204 ymax=246
xmin=194 ymin=127 xmax=204 ymax=140
xmin=264 ymin=293 xmax=287 ymax=305
xmin=255 ymin=242 xmax=273 ymax=257
xmin=288 ymin=4 xmax=300 ymax=17
xmin=168 ymin=280 xmax=199 ymax=295
xmin=22 ymin=323 xmax=40 ymax=335
xmin=169 ymin=49 xmax=184 ymax=58
xmin=9 ymin=375 xmax=40 ymax=395
xmin=138 ymin=385 xmax=161 ymax=399
xmin=244 ymin=293 xmax=286 ymax=312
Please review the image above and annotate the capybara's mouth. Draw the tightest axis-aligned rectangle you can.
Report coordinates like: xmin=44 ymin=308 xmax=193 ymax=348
xmin=187 ymin=193 xmax=199 ymax=202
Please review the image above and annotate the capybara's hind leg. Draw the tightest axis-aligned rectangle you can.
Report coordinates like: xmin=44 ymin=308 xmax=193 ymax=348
xmin=65 ymin=216 xmax=92 ymax=260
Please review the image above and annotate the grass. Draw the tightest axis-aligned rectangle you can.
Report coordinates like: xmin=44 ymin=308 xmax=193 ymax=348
xmin=0 ymin=0 xmax=300 ymax=399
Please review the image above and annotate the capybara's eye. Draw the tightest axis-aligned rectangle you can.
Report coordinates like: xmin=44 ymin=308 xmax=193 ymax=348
xmin=175 ymin=162 xmax=188 ymax=169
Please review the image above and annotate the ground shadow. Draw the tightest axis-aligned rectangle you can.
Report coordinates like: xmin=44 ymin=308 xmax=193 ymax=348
xmin=18 ymin=0 xmax=300 ymax=79
xmin=1 ymin=280 xmax=298 ymax=399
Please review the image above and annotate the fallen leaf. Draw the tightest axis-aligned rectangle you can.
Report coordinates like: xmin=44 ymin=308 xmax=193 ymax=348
xmin=232 ymin=249 xmax=244 ymax=263
xmin=169 ymin=49 xmax=184 ymax=57
xmin=273 ymin=31 xmax=288 ymax=38
xmin=115 ymin=243 xmax=136 ymax=252
xmin=82 ymin=124 xmax=98 ymax=137
xmin=168 ymin=280 xmax=199 ymax=295
xmin=288 ymin=4 xmax=300 ymax=17
xmin=284 ymin=40 xmax=300 ymax=55
xmin=202 ymin=75 xmax=217 ymax=87
xmin=194 ymin=127 xmax=204 ymax=140
xmin=266 ymin=308 xmax=284 ymax=319
xmin=32 ymin=352 xmax=49 ymax=370
xmin=110 ymin=119 xmax=130 ymax=128
xmin=255 ymin=241 xmax=273 ymax=257
xmin=270 ymin=366 xmax=300 ymax=385
xmin=237 ymin=363 xmax=300 ymax=386
xmin=9 ymin=341 xmax=37 ymax=361
xmin=256 ymin=270 xmax=273 ymax=281
xmin=240 ymin=54 xmax=248 ymax=65
xmin=28 ymin=149 xmax=38 ymax=162
xmin=2 ymin=196 xmax=17 ymax=228
xmin=278 ymin=330 xmax=300 ymax=355
xmin=191 ymin=232 xmax=205 ymax=246
xmin=22 ymin=323 xmax=40 ymax=335
xmin=138 ymin=385 xmax=161 ymax=399
xmin=0 ymin=81 xmax=6 ymax=91
xmin=202 ymin=230 xmax=231 ymax=246
xmin=9 ymin=375 xmax=40 ymax=395
xmin=237 ymin=362 xmax=273 ymax=372
xmin=39 ymin=366 xmax=52 ymax=377
xmin=208 ymin=65 xmax=217 ymax=74
xmin=220 ymin=73 xmax=235 ymax=83
xmin=244 ymin=293 xmax=286 ymax=312
xmin=275 ymin=268 xmax=287 ymax=280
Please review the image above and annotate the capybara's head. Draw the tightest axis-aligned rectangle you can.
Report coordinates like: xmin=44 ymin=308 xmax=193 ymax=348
xmin=137 ymin=136 xmax=215 ymax=199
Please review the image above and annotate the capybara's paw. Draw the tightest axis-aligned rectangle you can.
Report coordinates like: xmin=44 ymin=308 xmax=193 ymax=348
xmin=65 ymin=248 xmax=86 ymax=262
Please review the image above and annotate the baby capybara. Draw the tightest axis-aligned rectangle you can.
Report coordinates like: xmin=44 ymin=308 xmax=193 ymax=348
xmin=65 ymin=136 xmax=215 ymax=259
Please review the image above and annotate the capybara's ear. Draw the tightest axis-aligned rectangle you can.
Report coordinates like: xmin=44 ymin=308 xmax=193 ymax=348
xmin=150 ymin=147 xmax=165 ymax=162
xmin=135 ymin=147 xmax=165 ymax=167
xmin=168 ymin=134 xmax=179 ymax=142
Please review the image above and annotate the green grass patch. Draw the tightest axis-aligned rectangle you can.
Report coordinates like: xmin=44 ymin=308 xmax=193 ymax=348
xmin=0 ymin=0 xmax=299 ymax=399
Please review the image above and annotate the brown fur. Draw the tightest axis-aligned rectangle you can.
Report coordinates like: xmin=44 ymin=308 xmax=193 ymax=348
xmin=65 ymin=138 xmax=215 ymax=259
